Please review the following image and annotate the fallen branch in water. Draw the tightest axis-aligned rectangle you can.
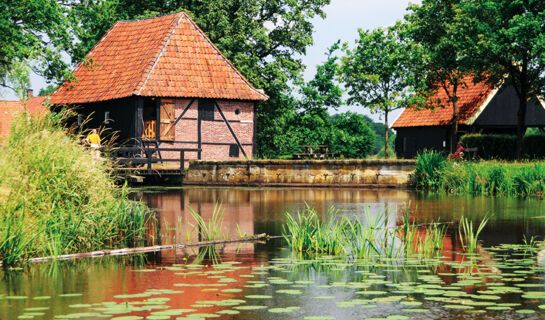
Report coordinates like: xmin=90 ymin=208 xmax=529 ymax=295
xmin=21 ymin=233 xmax=270 ymax=264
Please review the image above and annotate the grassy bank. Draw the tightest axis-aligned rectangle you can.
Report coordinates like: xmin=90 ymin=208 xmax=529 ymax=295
xmin=414 ymin=150 xmax=545 ymax=197
xmin=0 ymin=112 xmax=154 ymax=265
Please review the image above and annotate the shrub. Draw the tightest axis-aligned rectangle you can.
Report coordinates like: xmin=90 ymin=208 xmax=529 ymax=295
xmin=460 ymin=134 xmax=516 ymax=160
xmin=461 ymin=134 xmax=545 ymax=160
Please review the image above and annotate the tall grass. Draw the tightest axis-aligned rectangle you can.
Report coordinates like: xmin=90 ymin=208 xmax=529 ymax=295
xmin=187 ymin=203 xmax=228 ymax=242
xmin=459 ymin=215 xmax=489 ymax=253
xmin=414 ymin=150 xmax=447 ymax=189
xmin=283 ymin=205 xmax=447 ymax=259
xmin=414 ymin=150 xmax=545 ymax=197
xmin=0 ymin=111 xmax=154 ymax=265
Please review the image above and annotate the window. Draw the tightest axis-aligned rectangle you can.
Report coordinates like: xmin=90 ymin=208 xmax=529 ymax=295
xmin=234 ymin=108 xmax=240 ymax=115
xmin=198 ymin=99 xmax=215 ymax=121
xmin=104 ymin=111 xmax=110 ymax=124
xmin=229 ymin=144 xmax=239 ymax=157
xmin=77 ymin=114 xmax=83 ymax=126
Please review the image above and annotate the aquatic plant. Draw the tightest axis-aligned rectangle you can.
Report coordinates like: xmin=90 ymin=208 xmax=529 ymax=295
xmin=283 ymin=205 xmax=447 ymax=260
xmin=0 ymin=111 xmax=155 ymax=265
xmin=459 ymin=215 xmax=489 ymax=253
xmin=187 ymin=202 xmax=228 ymax=242
xmin=414 ymin=150 xmax=447 ymax=189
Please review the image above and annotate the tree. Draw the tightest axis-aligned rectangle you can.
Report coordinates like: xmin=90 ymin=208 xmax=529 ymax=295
xmin=0 ymin=0 xmax=71 ymax=85
xmin=68 ymin=0 xmax=331 ymax=158
xmin=340 ymin=23 xmax=424 ymax=158
xmin=330 ymin=112 xmax=376 ymax=158
xmin=458 ymin=0 xmax=545 ymax=158
xmin=406 ymin=0 xmax=472 ymax=154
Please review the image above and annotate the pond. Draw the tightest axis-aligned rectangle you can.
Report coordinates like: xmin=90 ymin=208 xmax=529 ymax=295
xmin=2 ymin=187 xmax=545 ymax=320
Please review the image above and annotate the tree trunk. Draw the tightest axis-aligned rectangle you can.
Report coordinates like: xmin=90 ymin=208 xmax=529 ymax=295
xmin=516 ymin=89 xmax=528 ymax=159
xmin=384 ymin=110 xmax=389 ymax=158
xmin=450 ymin=85 xmax=459 ymax=154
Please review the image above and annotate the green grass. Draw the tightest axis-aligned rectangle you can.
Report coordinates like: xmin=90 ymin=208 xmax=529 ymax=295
xmin=414 ymin=150 xmax=545 ymax=197
xmin=0 ymin=111 xmax=155 ymax=265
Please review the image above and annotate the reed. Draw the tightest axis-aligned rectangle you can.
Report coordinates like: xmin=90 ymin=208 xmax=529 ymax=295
xmin=458 ymin=215 xmax=489 ymax=253
xmin=187 ymin=202 xmax=227 ymax=242
xmin=0 ymin=111 xmax=155 ymax=265
xmin=283 ymin=205 xmax=447 ymax=260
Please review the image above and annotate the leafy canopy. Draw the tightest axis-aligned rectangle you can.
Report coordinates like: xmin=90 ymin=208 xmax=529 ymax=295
xmin=0 ymin=0 xmax=71 ymax=84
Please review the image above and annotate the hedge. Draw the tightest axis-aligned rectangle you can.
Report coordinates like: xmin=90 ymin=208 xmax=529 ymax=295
xmin=460 ymin=134 xmax=545 ymax=160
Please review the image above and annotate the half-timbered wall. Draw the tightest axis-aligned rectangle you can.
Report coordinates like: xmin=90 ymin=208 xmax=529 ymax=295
xmin=158 ymin=98 xmax=255 ymax=163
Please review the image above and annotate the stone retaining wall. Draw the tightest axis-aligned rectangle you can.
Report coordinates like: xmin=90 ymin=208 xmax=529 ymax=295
xmin=184 ymin=159 xmax=415 ymax=188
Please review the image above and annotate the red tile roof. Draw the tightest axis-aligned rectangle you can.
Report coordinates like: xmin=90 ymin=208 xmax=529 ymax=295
xmin=392 ymin=76 xmax=494 ymax=128
xmin=49 ymin=12 xmax=268 ymax=104
xmin=0 ymin=96 xmax=48 ymax=137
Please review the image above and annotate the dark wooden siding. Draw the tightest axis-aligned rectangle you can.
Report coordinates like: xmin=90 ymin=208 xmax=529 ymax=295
xmin=474 ymin=85 xmax=545 ymax=128
xmin=74 ymin=96 xmax=142 ymax=145
xmin=395 ymin=126 xmax=449 ymax=158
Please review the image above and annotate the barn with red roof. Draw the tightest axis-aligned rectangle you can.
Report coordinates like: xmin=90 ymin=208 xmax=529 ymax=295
xmin=49 ymin=11 xmax=267 ymax=162
xmin=392 ymin=76 xmax=545 ymax=158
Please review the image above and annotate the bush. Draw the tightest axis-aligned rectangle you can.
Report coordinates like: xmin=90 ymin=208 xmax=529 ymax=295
xmin=0 ymin=112 xmax=154 ymax=264
xmin=461 ymin=134 xmax=545 ymax=160
xmin=414 ymin=150 xmax=447 ymax=189
xmin=460 ymin=134 xmax=516 ymax=160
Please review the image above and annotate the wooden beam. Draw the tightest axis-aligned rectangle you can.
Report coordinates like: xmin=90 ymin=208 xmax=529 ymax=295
xmin=214 ymin=101 xmax=248 ymax=159
xmin=174 ymin=99 xmax=195 ymax=126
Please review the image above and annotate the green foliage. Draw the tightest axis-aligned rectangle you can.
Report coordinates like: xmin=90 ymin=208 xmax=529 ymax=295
xmin=461 ymin=134 xmax=545 ymax=160
xmin=329 ymin=113 xmax=376 ymax=158
xmin=0 ymin=0 xmax=72 ymax=84
xmin=0 ymin=112 xmax=154 ymax=264
xmin=38 ymin=84 xmax=59 ymax=96
xmin=340 ymin=23 xmax=426 ymax=158
xmin=414 ymin=150 xmax=447 ymax=189
xmin=457 ymin=0 xmax=545 ymax=157
xmin=414 ymin=154 xmax=545 ymax=197
xmin=461 ymin=134 xmax=516 ymax=160
xmin=283 ymin=205 xmax=446 ymax=259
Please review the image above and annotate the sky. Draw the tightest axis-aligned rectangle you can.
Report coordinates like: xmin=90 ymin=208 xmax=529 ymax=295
xmin=2 ymin=0 xmax=418 ymax=124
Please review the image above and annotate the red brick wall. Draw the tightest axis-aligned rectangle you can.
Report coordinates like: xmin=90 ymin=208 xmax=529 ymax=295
xmin=159 ymin=99 xmax=255 ymax=165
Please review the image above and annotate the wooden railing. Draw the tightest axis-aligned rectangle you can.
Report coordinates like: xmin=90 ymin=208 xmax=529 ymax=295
xmin=109 ymin=146 xmax=201 ymax=175
xmin=142 ymin=120 xmax=156 ymax=139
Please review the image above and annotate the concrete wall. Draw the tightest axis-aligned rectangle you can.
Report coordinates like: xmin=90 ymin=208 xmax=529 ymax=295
xmin=184 ymin=159 xmax=415 ymax=188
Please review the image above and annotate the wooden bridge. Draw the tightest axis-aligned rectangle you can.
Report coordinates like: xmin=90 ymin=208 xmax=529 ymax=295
xmin=106 ymin=145 xmax=201 ymax=180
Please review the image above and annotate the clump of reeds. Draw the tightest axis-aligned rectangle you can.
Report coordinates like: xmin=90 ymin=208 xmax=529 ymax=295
xmin=187 ymin=202 xmax=228 ymax=242
xmin=459 ymin=215 xmax=489 ymax=253
xmin=414 ymin=150 xmax=447 ymax=189
xmin=0 ymin=111 xmax=154 ymax=265
xmin=282 ymin=204 xmax=447 ymax=260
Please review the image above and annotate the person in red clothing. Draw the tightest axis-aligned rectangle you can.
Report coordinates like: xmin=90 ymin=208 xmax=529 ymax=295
xmin=450 ymin=142 xmax=465 ymax=160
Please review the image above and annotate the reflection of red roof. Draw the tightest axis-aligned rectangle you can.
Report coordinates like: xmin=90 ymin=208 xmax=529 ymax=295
xmin=49 ymin=12 xmax=268 ymax=105
xmin=0 ymin=96 xmax=48 ymax=137
xmin=392 ymin=76 xmax=494 ymax=128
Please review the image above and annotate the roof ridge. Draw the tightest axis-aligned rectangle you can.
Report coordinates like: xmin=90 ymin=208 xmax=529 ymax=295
xmin=117 ymin=11 xmax=183 ymax=23
xmin=135 ymin=12 xmax=185 ymax=96
xmin=182 ymin=13 xmax=269 ymax=100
